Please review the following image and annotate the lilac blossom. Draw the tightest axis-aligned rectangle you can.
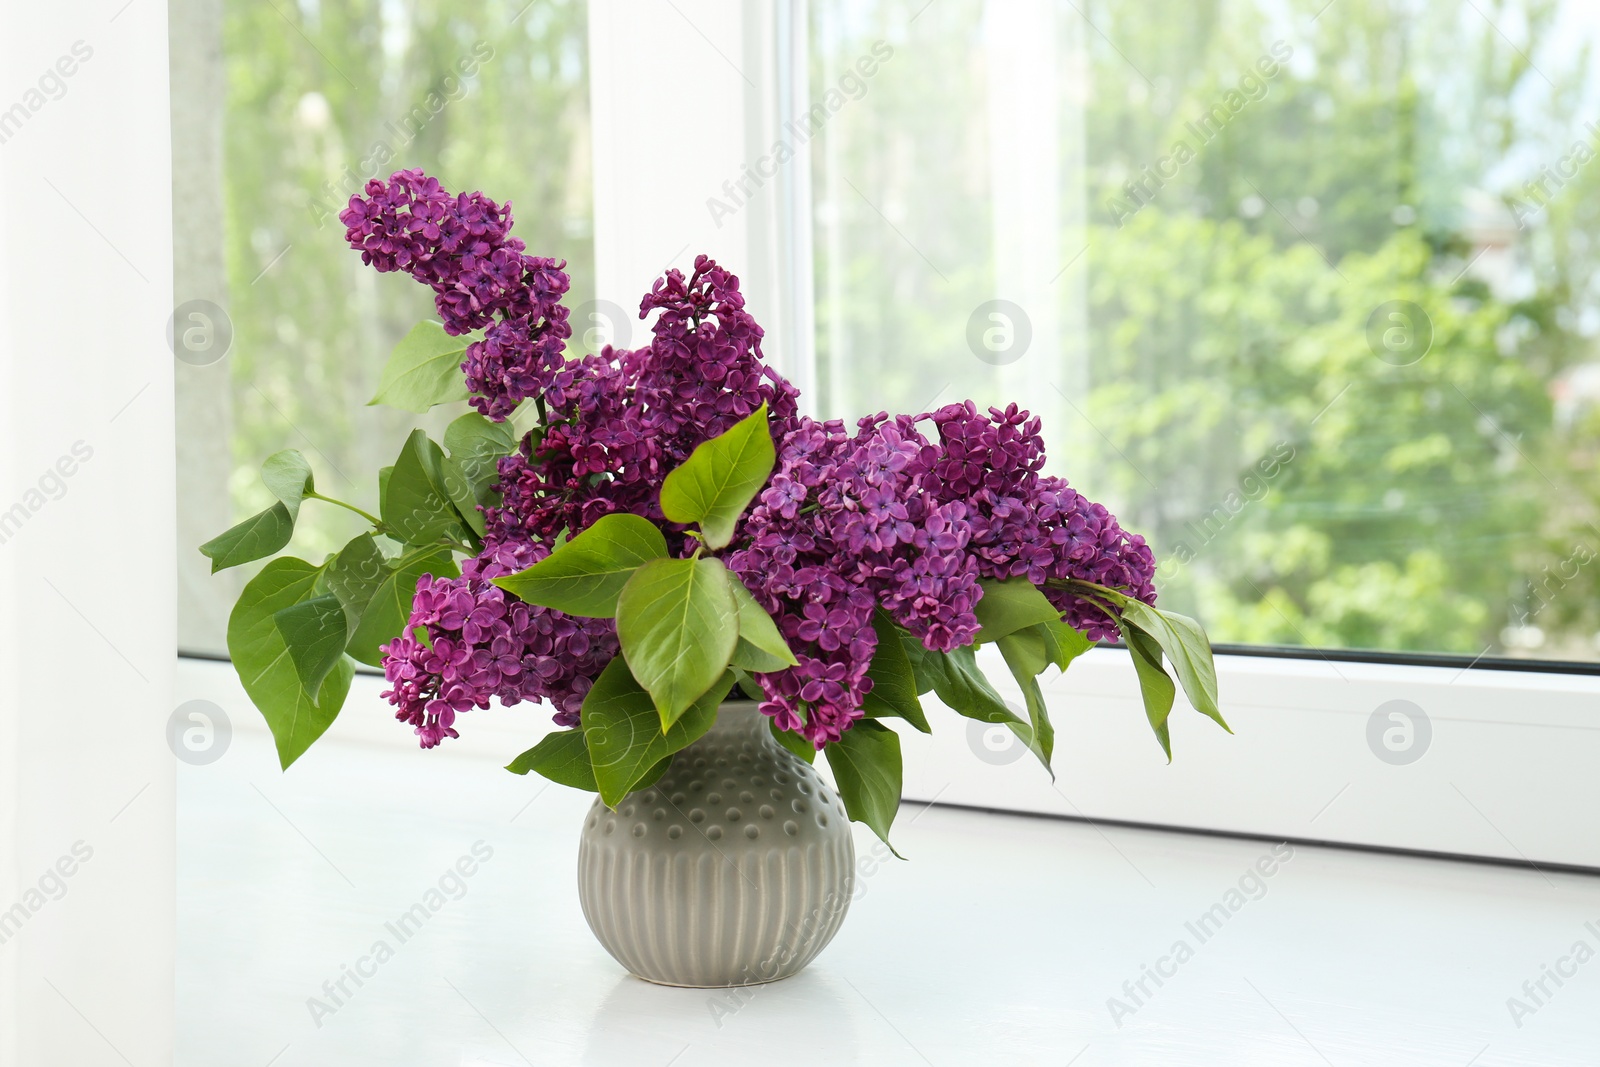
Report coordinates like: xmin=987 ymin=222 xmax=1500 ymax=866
xmin=339 ymin=169 xmax=572 ymax=421
xmin=345 ymin=170 xmax=1157 ymax=750
xmin=380 ymin=541 xmax=617 ymax=748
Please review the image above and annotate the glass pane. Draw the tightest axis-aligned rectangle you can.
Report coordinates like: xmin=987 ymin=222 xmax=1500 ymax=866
xmin=177 ymin=0 xmax=592 ymax=653
xmin=810 ymin=0 xmax=1600 ymax=662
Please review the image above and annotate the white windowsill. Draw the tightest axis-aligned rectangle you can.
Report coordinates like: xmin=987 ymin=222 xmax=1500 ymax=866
xmin=180 ymin=649 xmax=1600 ymax=871
xmin=175 ymin=685 xmax=1600 ymax=1065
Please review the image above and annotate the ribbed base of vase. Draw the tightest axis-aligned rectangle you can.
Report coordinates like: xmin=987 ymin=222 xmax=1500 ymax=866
xmin=576 ymin=703 xmax=855 ymax=988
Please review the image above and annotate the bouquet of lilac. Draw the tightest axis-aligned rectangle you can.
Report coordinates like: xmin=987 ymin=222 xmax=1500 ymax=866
xmin=204 ymin=169 xmax=1226 ymax=847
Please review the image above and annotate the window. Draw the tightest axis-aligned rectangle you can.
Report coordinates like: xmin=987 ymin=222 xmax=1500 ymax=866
xmin=176 ymin=0 xmax=593 ymax=653
xmin=808 ymin=0 xmax=1600 ymax=666
xmin=176 ymin=0 xmax=1600 ymax=867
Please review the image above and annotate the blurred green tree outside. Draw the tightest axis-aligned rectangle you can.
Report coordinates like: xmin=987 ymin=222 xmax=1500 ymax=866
xmin=810 ymin=0 xmax=1600 ymax=660
xmin=212 ymin=0 xmax=1600 ymax=663
xmin=217 ymin=0 xmax=593 ymax=579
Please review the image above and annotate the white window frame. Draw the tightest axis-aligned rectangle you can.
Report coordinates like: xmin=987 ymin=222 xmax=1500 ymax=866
xmin=581 ymin=0 xmax=1600 ymax=872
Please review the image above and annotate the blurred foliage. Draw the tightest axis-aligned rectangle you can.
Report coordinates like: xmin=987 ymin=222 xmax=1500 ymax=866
xmin=220 ymin=0 xmax=593 ymax=568
xmin=214 ymin=0 xmax=1600 ymax=662
xmin=811 ymin=0 xmax=1600 ymax=660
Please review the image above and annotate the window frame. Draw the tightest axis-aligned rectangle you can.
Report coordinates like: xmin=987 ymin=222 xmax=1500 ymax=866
xmin=175 ymin=0 xmax=1600 ymax=874
xmin=581 ymin=0 xmax=1600 ymax=870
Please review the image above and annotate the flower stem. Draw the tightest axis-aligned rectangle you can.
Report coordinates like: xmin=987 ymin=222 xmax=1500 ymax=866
xmin=307 ymin=491 xmax=383 ymax=528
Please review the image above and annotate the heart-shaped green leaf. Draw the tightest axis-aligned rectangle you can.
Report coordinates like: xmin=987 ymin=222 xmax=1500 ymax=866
xmin=346 ymin=545 xmax=459 ymax=667
xmin=615 ymin=555 xmax=739 ymax=727
xmin=382 ymin=429 xmax=473 ymax=548
xmin=861 ymin=612 xmax=929 ymax=732
xmin=581 ymin=657 xmax=732 ymax=807
xmin=369 ymin=320 xmax=472 ymax=413
xmin=228 ymin=557 xmax=354 ymax=769
xmin=824 ymin=719 xmax=904 ymax=856
xmin=324 ymin=533 xmax=388 ymax=634
xmin=507 ymin=729 xmax=598 ymax=789
xmin=444 ymin=410 xmax=519 ymax=460
xmin=973 ymin=577 xmax=1062 ymax=644
xmin=769 ymin=720 xmax=816 ymax=764
xmin=1125 ymin=627 xmax=1175 ymax=761
xmin=261 ymin=449 xmax=314 ymax=521
xmin=727 ymin=577 xmax=798 ymax=669
xmin=659 ymin=402 xmax=775 ymax=549
xmin=493 ymin=513 xmax=668 ymax=618
xmin=442 ymin=412 xmax=519 ymax=538
xmin=200 ymin=504 xmax=294 ymax=572
xmin=506 ymin=729 xmax=671 ymax=794
xmin=273 ymin=594 xmax=349 ymax=701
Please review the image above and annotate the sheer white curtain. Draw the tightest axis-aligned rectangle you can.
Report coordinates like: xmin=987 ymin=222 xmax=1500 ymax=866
xmin=587 ymin=0 xmax=816 ymax=397
xmin=0 ymin=2 xmax=176 ymax=1063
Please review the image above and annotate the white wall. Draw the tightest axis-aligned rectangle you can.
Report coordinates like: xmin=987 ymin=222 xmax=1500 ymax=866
xmin=0 ymin=3 xmax=176 ymax=1064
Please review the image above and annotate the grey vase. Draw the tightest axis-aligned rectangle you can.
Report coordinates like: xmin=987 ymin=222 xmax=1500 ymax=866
xmin=576 ymin=701 xmax=855 ymax=987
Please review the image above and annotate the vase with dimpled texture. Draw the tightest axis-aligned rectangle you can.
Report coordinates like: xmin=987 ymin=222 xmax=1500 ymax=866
xmin=576 ymin=701 xmax=855 ymax=987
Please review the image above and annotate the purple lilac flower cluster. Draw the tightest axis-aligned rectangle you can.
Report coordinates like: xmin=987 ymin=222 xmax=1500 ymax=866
xmin=339 ymin=169 xmax=571 ymax=420
xmin=380 ymin=541 xmax=618 ymax=748
xmin=344 ymin=171 xmax=1155 ymax=751
xmin=725 ymin=403 xmax=1156 ymax=746
xmin=484 ymin=257 xmax=800 ymax=547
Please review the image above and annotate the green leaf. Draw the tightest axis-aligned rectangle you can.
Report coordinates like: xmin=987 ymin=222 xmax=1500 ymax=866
xmin=507 ymin=731 xmax=671 ymax=793
xmin=369 ymin=320 xmax=471 ymax=413
xmin=508 ymin=730 xmax=594 ymax=788
xmin=199 ymin=504 xmax=294 ymax=572
xmin=729 ymin=666 xmax=763 ymax=701
xmin=824 ymin=720 xmax=904 ymax=856
xmin=382 ymin=430 xmax=473 ymax=548
xmin=996 ymin=634 xmax=1055 ymax=776
xmin=659 ymin=402 xmax=775 ymax=549
xmin=973 ymin=577 xmax=1062 ymax=644
xmin=1125 ymin=627 xmax=1175 ymax=761
xmin=727 ymin=578 xmax=798 ymax=668
xmin=631 ymin=758 xmax=673 ymax=794
xmin=442 ymin=456 xmax=486 ymax=537
xmin=507 ymin=729 xmax=600 ymax=790
xmin=731 ymin=639 xmax=791 ymax=673
xmin=999 ymin=619 xmax=1093 ymax=678
xmin=861 ymin=613 xmax=929 ymax=733
xmin=615 ymin=556 xmax=739 ymax=727
xmin=1118 ymin=601 xmax=1227 ymax=731
xmin=227 ymin=558 xmax=354 ymax=769
xmin=324 ymin=533 xmax=388 ymax=634
xmin=769 ymin=720 xmax=816 ymax=763
xmin=493 ymin=513 xmax=668 ymax=618
xmin=444 ymin=409 xmax=519 ymax=460
xmin=442 ymin=413 xmax=518 ymax=538
xmin=896 ymin=631 xmax=937 ymax=695
xmin=916 ymin=644 xmax=1025 ymax=730
xmin=1037 ymin=619 xmax=1094 ymax=671
xmin=272 ymin=595 xmax=349 ymax=702
xmin=261 ymin=450 xmax=314 ymax=521
xmin=346 ymin=546 xmax=459 ymax=667
xmin=582 ymin=658 xmax=733 ymax=807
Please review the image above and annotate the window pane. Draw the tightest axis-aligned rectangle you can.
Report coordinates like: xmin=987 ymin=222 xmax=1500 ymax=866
xmin=177 ymin=0 xmax=592 ymax=653
xmin=810 ymin=0 xmax=1600 ymax=662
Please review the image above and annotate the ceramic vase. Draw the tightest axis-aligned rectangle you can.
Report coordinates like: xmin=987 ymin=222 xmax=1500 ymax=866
xmin=576 ymin=701 xmax=855 ymax=987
